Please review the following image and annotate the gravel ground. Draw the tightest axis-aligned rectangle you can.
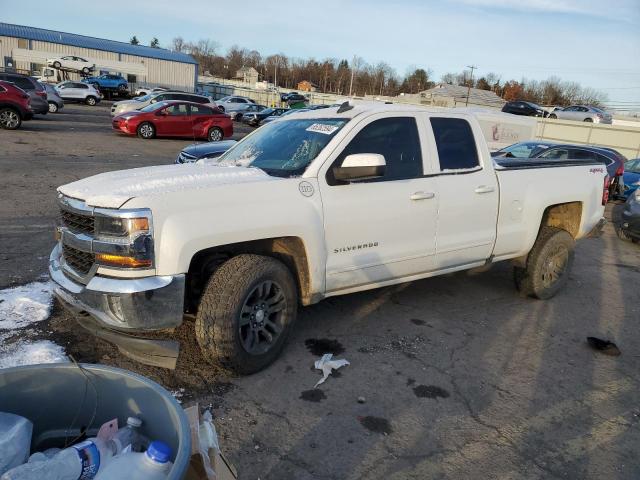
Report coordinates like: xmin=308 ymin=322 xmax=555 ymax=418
xmin=1 ymin=104 xmax=639 ymax=479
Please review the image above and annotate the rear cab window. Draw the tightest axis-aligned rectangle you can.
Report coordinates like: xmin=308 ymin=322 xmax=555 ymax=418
xmin=430 ymin=117 xmax=480 ymax=171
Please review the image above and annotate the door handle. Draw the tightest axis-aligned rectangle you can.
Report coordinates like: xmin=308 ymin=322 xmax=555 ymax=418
xmin=475 ymin=185 xmax=495 ymax=194
xmin=410 ymin=191 xmax=435 ymax=201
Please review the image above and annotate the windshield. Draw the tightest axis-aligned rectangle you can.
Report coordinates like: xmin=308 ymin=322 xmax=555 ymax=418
xmin=136 ymin=94 xmax=153 ymax=102
xmin=625 ymin=160 xmax=640 ymax=173
xmin=218 ymin=118 xmax=348 ymax=177
xmin=140 ymin=101 xmax=168 ymax=113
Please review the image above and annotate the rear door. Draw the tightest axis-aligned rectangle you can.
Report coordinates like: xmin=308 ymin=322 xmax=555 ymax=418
xmin=426 ymin=115 xmax=499 ymax=269
xmin=320 ymin=114 xmax=439 ymax=292
xmin=190 ymin=104 xmax=213 ymax=136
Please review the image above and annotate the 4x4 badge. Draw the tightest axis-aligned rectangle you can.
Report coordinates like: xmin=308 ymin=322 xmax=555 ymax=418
xmin=298 ymin=181 xmax=314 ymax=197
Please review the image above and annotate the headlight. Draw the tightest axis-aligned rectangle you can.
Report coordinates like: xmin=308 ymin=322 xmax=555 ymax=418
xmin=93 ymin=210 xmax=154 ymax=269
xmin=94 ymin=215 xmax=149 ymax=237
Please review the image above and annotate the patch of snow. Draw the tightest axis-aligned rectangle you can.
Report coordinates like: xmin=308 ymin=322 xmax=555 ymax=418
xmin=171 ymin=388 xmax=185 ymax=404
xmin=0 ymin=281 xmax=53 ymax=330
xmin=0 ymin=281 xmax=67 ymax=369
xmin=0 ymin=340 xmax=68 ymax=369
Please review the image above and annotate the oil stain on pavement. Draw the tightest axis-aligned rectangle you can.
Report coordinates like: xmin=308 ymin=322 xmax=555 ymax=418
xmin=300 ymin=389 xmax=326 ymax=402
xmin=305 ymin=338 xmax=345 ymax=356
xmin=359 ymin=416 xmax=393 ymax=435
xmin=413 ymin=385 xmax=450 ymax=399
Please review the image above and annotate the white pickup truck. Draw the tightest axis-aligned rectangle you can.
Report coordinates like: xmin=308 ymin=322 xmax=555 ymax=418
xmin=50 ymin=102 xmax=608 ymax=372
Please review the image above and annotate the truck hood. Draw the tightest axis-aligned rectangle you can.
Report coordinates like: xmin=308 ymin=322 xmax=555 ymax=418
xmin=58 ymin=164 xmax=278 ymax=209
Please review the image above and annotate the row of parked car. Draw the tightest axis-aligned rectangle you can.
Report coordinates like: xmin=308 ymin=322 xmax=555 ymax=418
xmin=502 ymin=101 xmax=613 ymax=124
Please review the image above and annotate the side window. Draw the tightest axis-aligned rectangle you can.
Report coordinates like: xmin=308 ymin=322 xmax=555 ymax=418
xmin=190 ymin=105 xmax=212 ymax=115
xmin=191 ymin=95 xmax=208 ymax=103
xmin=78 ymin=83 xmax=89 ymax=89
xmin=12 ymin=77 xmax=34 ymax=90
xmin=166 ymin=104 xmax=189 ymax=116
xmin=570 ymin=149 xmax=596 ymax=161
xmin=430 ymin=117 xmax=480 ymax=171
xmin=539 ymin=148 xmax=569 ymax=160
xmin=596 ymin=154 xmax=614 ymax=167
xmin=330 ymin=117 xmax=423 ymax=183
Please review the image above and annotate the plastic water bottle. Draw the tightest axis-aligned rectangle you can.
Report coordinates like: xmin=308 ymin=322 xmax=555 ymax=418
xmin=2 ymin=436 xmax=116 ymax=480
xmin=94 ymin=441 xmax=172 ymax=480
xmin=111 ymin=417 xmax=143 ymax=453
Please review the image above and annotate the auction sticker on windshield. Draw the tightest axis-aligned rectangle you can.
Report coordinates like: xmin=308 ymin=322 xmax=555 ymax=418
xmin=306 ymin=123 xmax=340 ymax=135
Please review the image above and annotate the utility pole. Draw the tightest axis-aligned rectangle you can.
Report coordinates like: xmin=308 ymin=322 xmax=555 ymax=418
xmin=349 ymin=55 xmax=359 ymax=97
xmin=465 ymin=64 xmax=477 ymax=106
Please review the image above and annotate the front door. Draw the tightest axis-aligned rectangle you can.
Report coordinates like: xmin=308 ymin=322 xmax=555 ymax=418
xmin=319 ymin=114 xmax=439 ymax=293
xmin=425 ymin=115 xmax=499 ymax=269
xmin=160 ymin=103 xmax=192 ymax=137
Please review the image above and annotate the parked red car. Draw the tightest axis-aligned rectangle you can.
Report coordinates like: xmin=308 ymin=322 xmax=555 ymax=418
xmin=0 ymin=80 xmax=33 ymax=130
xmin=112 ymin=101 xmax=233 ymax=141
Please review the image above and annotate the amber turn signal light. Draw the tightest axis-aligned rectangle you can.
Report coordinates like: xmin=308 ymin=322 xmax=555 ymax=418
xmin=95 ymin=253 xmax=152 ymax=268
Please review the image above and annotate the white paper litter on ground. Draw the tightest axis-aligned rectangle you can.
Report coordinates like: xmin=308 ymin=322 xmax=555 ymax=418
xmin=0 ymin=281 xmax=54 ymax=330
xmin=0 ymin=281 xmax=68 ymax=369
xmin=0 ymin=340 xmax=68 ymax=369
xmin=314 ymin=353 xmax=350 ymax=388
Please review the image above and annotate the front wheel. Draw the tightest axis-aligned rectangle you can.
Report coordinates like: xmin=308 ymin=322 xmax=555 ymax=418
xmin=48 ymin=102 xmax=58 ymax=113
xmin=584 ymin=117 xmax=593 ymax=122
xmin=85 ymin=96 xmax=97 ymax=106
xmin=195 ymin=254 xmax=298 ymax=374
xmin=0 ymin=108 xmax=21 ymax=129
xmin=207 ymin=127 xmax=223 ymax=142
xmin=514 ymin=227 xmax=575 ymax=299
xmin=53 ymin=61 xmax=61 ymax=69
xmin=137 ymin=122 xmax=155 ymax=139
xmin=82 ymin=67 xmax=90 ymax=74
xmin=118 ymin=84 xmax=127 ymax=92
xmin=549 ymin=114 xmax=557 ymax=119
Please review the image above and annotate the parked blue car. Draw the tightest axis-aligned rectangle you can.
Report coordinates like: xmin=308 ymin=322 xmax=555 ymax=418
xmin=621 ymin=158 xmax=640 ymax=200
xmin=83 ymin=74 xmax=128 ymax=93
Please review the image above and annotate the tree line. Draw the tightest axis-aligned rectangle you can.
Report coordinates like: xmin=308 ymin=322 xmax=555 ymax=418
xmin=131 ymin=35 xmax=607 ymax=106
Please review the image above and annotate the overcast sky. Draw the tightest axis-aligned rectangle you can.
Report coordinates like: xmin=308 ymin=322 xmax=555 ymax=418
xmin=2 ymin=0 xmax=639 ymax=109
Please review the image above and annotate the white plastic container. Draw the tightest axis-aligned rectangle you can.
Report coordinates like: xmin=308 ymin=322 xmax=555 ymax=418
xmin=0 ymin=413 xmax=32 ymax=475
xmin=95 ymin=441 xmax=172 ymax=480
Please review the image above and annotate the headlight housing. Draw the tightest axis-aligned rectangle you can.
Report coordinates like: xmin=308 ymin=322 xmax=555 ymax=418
xmin=93 ymin=209 xmax=154 ymax=269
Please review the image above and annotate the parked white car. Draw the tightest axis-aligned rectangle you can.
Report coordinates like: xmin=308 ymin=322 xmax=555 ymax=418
xmin=550 ymin=105 xmax=612 ymax=124
xmin=134 ymin=86 xmax=168 ymax=97
xmin=214 ymin=95 xmax=255 ymax=112
xmin=50 ymin=102 xmax=607 ymax=372
xmin=47 ymin=56 xmax=95 ymax=74
xmin=55 ymin=81 xmax=102 ymax=106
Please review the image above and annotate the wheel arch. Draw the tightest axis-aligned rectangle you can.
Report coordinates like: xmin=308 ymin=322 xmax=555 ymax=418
xmin=185 ymin=236 xmax=313 ymax=312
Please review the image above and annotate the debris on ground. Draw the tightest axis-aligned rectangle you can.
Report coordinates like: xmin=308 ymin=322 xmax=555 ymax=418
xmin=357 ymin=396 xmax=366 ymax=404
xmin=313 ymin=353 xmax=349 ymax=388
xmin=587 ymin=336 xmax=621 ymax=356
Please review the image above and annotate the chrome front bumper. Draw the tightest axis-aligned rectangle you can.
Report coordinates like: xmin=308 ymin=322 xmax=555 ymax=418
xmin=49 ymin=244 xmax=185 ymax=368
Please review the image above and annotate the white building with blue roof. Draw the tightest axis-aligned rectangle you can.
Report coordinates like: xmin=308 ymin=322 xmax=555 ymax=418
xmin=0 ymin=22 xmax=198 ymax=91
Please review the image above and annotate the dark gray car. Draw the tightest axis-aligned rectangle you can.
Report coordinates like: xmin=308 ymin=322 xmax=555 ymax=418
xmin=41 ymin=83 xmax=64 ymax=113
xmin=0 ymin=72 xmax=48 ymax=115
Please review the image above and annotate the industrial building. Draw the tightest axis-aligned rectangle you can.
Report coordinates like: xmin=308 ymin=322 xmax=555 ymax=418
xmin=0 ymin=23 xmax=198 ymax=91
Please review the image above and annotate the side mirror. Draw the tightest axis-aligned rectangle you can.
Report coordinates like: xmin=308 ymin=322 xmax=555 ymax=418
xmin=333 ymin=153 xmax=386 ymax=182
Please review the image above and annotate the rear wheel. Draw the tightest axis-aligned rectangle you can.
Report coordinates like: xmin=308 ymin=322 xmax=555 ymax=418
xmin=137 ymin=122 xmax=155 ymax=139
xmin=53 ymin=61 xmax=61 ymax=69
xmin=48 ymin=102 xmax=58 ymax=113
xmin=0 ymin=108 xmax=21 ymax=129
xmin=514 ymin=227 xmax=575 ymax=299
xmin=82 ymin=67 xmax=90 ymax=74
xmin=208 ymin=127 xmax=223 ymax=142
xmin=195 ymin=254 xmax=298 ymax=374
xmin=549 ymin=114 xmax=557 ymax=119
xmin=85 ymin=96 xmax=97 ymax=106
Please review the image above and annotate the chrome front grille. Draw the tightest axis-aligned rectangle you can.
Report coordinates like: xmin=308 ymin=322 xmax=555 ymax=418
xmin=60 ymin=208 xmax=94 ymax=235
xmin=62 ymin=244 xmax=94 ymax=275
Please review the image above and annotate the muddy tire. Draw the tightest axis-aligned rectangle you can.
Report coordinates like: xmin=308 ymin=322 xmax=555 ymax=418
xmin=514 ymin=227 xmax=575 ymax=300
xmin=195 ymin=254 xmax=298 ymax=374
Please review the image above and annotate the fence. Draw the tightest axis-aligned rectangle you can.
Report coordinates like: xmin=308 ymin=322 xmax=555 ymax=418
xmin=535 ymin=118 xmax=640 ymax=159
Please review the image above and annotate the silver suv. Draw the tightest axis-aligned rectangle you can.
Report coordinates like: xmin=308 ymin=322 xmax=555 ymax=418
xmin=111 ymin=91 xmax=214 ymax=117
